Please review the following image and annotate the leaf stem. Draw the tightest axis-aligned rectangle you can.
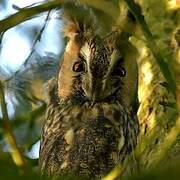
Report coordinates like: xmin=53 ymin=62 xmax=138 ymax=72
xmin=0 ymin=81 xmax=26 ymax=167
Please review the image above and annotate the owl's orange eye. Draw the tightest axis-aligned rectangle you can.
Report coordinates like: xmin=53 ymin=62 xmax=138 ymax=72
xmin=112 ymin=66 xmax=126 ymax=77
xmin=72 ymin=61 xmax=84 ymax=72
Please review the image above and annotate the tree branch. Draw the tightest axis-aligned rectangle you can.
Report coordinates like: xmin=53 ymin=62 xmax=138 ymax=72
xmin=0 ymin=0 xmax=63 ymax=34
xmin=124 ymin=0 xmax=177 ymax=95
xmin=0 ymin=80 xmax=26 ymax=167
xmin=24 ymin=10 xmax=51 ymax=66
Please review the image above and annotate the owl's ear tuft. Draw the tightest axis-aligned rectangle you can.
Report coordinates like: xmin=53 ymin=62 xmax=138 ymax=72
xmin=61 ymin=2 xmax=95 ymax=39
xmin=44 ymin=78 xmax=59 ymax=104
xmin=62 ymin=21 xmax=80 ymax=39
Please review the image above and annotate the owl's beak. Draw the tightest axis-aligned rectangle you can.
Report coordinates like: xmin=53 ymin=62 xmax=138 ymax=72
xmin=83 ymin=77 xmax=106 ymax=103
xmin=91 ymin=89 xmax=100 ymax=104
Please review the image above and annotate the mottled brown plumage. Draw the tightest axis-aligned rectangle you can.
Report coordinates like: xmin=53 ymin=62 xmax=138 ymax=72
xmin=39 ymin=6 xmax=139 ymax=178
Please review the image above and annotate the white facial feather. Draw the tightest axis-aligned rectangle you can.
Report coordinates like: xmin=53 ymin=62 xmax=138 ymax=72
xmin=106 ymin=50 xmax=121 ymax=76
xmin=65 ymin=40 xmax=73 ymax=53
xmin=80 ymin=43 xmax=91 ymax=72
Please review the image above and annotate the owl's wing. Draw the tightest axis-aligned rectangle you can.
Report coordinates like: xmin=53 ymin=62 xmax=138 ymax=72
xmin=39 ymin=78 xmax=60 ymax=165
xmin=43 ymin=78 xmax=58 ymax=104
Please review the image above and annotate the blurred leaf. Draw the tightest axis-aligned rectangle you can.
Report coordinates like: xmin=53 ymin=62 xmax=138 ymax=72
xmin=0 ymin=0 xmax=7 ymax=8
xmin=159 ymin=101 xmax=177 ymax=108
xmin=12 ymin=4 xmax=21 ymax=10
xmin=0 ymin=158 xmax=20 ymax=180
xmin=123 ymin=163 xmax=180 ymax=180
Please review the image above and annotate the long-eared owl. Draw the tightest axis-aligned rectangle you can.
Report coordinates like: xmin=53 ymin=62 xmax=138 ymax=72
xmin=39 ymin=4 xmax=139 ymax=178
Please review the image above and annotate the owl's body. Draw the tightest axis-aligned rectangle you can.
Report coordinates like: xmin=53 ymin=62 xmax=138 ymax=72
xmin=39 ymin=6 xmax=139 ymax=177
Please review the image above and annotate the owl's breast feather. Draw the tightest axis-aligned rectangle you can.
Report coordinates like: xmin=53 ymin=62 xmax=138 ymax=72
xmin=40 ymin=102 xmax=138 ymax=177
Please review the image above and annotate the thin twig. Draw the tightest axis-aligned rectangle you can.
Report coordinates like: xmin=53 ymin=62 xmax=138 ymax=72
xmin=24 ymin=10 xmax=52 ymax=66
xmin=0 ymin=103 xmax=46 ymax=130
xmin=0 ymin=80 xmax=26 ymax=167
xmin=0 ymin=0 xmax=63 ymax=34
xmin=4 ymin=11 xmax=52 ymax=83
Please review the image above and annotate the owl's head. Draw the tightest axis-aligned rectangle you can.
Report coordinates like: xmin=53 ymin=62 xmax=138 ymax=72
xmin=57 ymin=11 xmax=138 ymax=111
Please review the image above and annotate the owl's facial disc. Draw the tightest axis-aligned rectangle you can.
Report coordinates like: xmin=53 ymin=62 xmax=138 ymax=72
xmin=58 ymin=33 xmax=137 ymax=108
xmin=78 ymin=42 xmax=126 ymax=103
